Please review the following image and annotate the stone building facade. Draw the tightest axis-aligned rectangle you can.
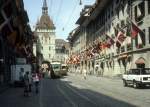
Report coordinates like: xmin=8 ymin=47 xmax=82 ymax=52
xmin=55 ymin=39 xmax=69 ymax=63
xmin=35 ymin=0 xmax=56 ymax=65
xmin=0 ymin=0 xmax=34 ymax=84
xmin=68 ymin=0 xmax=150 ymax=77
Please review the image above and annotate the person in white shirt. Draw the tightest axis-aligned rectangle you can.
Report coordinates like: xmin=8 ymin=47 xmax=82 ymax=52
xmin=83 ymin=67 xmax=87 ymax=79
xmin=33 ymin=72 xmax=40 ymax=94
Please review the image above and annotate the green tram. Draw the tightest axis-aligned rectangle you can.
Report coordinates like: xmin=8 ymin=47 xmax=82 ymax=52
xmin=51 ymin=62 xmax=68 ymax=77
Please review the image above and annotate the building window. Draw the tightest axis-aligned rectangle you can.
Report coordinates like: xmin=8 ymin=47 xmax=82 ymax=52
xmin=148 ymin=1 xmax=150 ymax=14
xmin=134 ymin=2 xmax=145 ymax=22
xmin=105 ymin=12 xmax=107 ymax=22
xmin=49 ymin=46 xmax=51 ymax=50
xmin=111 ymin=4 xmax=114 ymax=16
xmin=140 ymin=29 xmax=145 ymax=46
xmin=121 ymin=46 xmax=125 ymax=53
xmin=149 ymin=27 xmax=150 ymax=44
xmin=121 ymin=20 xmax=125 ymax=28
xmin=49 ymin=54 xmax=51 ymax=58
xmin=41 ymin=46 xmax=43 ymax=50
xmin=108 ymin=9 xmax=110 ymax=19
xmin=135 ymin=29 xmax=145 ymax=49
xmin=135 ymin=35 xmax=138 ymax=48
xmin=116 ymin=0 xmax=120 ymax=5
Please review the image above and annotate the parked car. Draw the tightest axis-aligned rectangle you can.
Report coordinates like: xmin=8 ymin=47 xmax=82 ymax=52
xmin=60 ymin=64 xmax=68 ymax=76
xmin=122 ymin=68 xmax=150 ymax=88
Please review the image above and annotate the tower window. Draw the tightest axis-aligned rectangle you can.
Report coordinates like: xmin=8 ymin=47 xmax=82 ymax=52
xmin=134 ymin=2 xmax=145 ymax=22
xmin=148 ymin=1 xmax=150 ymax=14
xmin=149 ymin=27 xmax=150 ymax=44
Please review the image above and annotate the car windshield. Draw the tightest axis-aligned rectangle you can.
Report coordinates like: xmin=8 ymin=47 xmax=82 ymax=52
xmin=141 ymin=69 xmax=150 ymax=75
xmin=62 ymin=66 xmax=67 ymax=69
xmin=132 ymin=69 xmax=140 ymax=75
xmin=52 ymin=64 xmax=61 ymax=70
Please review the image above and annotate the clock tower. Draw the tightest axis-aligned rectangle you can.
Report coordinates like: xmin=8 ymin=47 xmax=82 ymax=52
xmin=35 ymin=0 xmax=56 ymax=64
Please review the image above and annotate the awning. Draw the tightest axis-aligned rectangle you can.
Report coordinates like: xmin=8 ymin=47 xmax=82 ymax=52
xmin=135 ymin=57 xmax=145 ymax=64
xmin=118 ymin=54 xmax=128 ymax=59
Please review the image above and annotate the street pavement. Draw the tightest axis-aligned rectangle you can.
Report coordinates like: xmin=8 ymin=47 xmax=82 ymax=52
xmin=0 ymin=73 xmax=150 ymax=107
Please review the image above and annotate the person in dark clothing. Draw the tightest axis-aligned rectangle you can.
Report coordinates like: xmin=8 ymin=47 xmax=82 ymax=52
xmin=33 ymin=72 xmax=40 ymax=94
xmin=23 ymin=72 xmax=29 ymax=96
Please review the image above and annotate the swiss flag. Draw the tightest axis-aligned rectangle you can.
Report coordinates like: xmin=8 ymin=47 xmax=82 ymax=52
xmin=117 ymin=31 xmax=126 ymax=43
xmin=131 ymin=22 xmax=140 ymax=38
xmin=106 ymin=37 xmax=115 ymax=48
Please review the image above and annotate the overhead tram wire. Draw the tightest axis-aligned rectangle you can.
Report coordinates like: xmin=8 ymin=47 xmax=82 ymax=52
xmin=49 ymin=0 xmax=53 ymax=18
xmin=79 ymin=0 xmax=82 ymax=5
xmin=54 ymin=0 xmax=63 ymax=25
xmin=62 ymin=0 xmax=79 ymax=31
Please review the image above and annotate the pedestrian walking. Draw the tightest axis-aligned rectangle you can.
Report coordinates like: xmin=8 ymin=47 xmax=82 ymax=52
xmin=33 ymin=72 xmax=40 ymax=94
xmin=28 ymin=73 xmax=32 ymax=93
xmin=23 ymin=72 xmax=30 ymax=97
xmin=83 ymin=67 xmax=87 ymax=79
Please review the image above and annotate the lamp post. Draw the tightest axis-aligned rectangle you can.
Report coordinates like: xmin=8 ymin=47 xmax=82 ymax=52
xmin=79 ymin=0 xmax=82 ymax=5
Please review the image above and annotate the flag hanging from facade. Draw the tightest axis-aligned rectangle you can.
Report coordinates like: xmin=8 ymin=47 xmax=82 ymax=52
xmin=105 ymin=34 xmax=115 ymax=48
xmin=131 ymin=22 xmax=141 ymax=38
xmin=117 ymin=31 xmax=126 ymax=43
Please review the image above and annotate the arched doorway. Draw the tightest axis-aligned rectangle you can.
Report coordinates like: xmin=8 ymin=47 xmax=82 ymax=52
xmin=135 ymin=57 xmax=145 ymax=68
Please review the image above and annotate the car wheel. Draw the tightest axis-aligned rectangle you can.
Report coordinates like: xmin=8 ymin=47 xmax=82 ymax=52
xmin=133 ymin=81 xmax=138 ymax=89
xmin=123 ymin=80 xmax=127 ymax=87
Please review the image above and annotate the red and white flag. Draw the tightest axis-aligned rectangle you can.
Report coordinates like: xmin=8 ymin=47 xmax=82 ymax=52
xmin=117 ymin=31 xmax=126 ymax=43
xmin=131 ymin=22 xmax=141 ymax=38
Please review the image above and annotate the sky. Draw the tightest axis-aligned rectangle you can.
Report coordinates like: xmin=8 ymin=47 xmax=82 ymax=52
xmin=23 ymin=0 xmax=95 ymax=40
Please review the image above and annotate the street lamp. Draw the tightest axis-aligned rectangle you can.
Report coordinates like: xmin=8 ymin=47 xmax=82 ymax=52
xmin=79 ymin=0 xmax=82 ymax=5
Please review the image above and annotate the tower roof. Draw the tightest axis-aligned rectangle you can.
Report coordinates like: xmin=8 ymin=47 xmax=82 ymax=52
xmin=36 ymin=0 xmax=55 ymax=30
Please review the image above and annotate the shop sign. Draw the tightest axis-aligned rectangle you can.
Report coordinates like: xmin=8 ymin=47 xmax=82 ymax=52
xmin=16 ymin=58 xmax=26 ymax=64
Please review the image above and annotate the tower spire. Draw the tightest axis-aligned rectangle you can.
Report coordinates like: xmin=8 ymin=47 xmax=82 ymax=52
xmin=42 ymin=0 xmax=48 ymax=15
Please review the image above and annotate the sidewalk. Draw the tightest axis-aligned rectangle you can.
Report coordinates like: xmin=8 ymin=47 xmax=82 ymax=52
xmin=69 ymin=73 xmax=122 ymax=81
xmin=0 ymin=84 xmax=9 ymax=93
xmin=0 ymin=87 xmax=40 ymax=107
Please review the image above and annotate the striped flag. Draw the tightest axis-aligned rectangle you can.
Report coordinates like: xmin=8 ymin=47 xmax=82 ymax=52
xmin=131 ymin=22 xmax=141 ymax=38
xmin=117 ymin=31 xmax=126 ymax=43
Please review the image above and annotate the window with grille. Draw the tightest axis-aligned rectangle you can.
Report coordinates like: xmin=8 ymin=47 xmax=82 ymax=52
xmin=149 ymin=27 xmax=150 ymax=44
xmin=148 ymin=1 xmax=150 ymax=14
xmin=140 ymin=29 xmax=145 ymax=46
xmin=134 ymin=2 xmax=145 ymax=22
